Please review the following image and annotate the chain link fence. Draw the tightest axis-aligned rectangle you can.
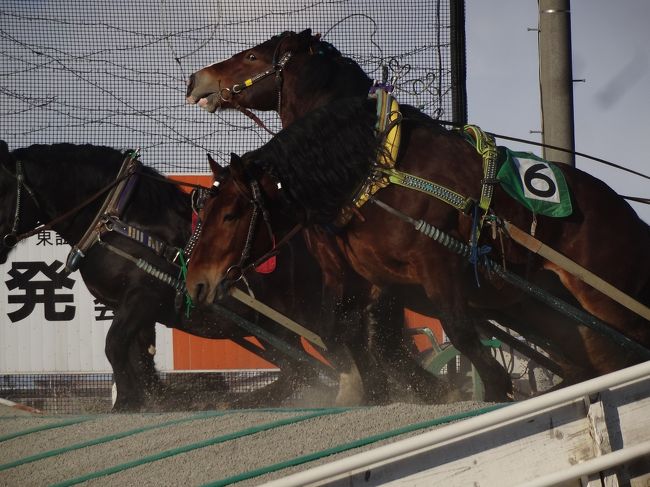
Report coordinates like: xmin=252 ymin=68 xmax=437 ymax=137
xmin=1 ymin=0 xmax=466 ymax=173
xmin=1 ymin=1 xmax=466 ymax=412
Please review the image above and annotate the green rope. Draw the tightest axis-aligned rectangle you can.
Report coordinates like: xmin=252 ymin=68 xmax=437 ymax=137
xmin=202 ymin=402 xmax=509 ymax=487
xmin=0 ymin=410 xmax=229 ymax=472
xmin=176 ymin=248 xmax=194 ymax=318
xmin=0 ymin=416 xmax=93 ymax=443
xmin=50 ymin=408 xmax=345 ymax=487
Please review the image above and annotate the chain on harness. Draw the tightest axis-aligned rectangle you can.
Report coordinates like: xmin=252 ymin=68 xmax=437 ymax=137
xmin=2 ymin=159 xmax=41 ymax=250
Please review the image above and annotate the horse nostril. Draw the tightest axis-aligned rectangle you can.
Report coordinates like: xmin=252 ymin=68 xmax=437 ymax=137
xmin=194 ymin=282 xmax=206 ymax=304
xmin=215 ymin=279 xmax=232 ymax=303
xmin=186 ymin=73 xmax=196 ymax=96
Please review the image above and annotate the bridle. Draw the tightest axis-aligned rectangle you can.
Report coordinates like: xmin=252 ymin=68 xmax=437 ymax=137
xmin=218 ymin=34 xmax=294 ymax=120
xmin=1 ymin=159 xmax=40 ymax=250
xmin=201 ymin=174 xmax=300 ymax=299
xmin=217 ymin=179 xmax=276 ymax=292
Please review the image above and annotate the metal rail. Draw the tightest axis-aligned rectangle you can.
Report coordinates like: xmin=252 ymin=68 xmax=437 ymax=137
xmin=264 ymin=360 xmax=650 ymax=486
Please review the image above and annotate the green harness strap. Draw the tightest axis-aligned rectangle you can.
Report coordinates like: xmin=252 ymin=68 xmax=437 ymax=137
xmin=376 ymin=166 xmax=474 ymax=214
xmin=341 ymin=92 xmax=498 ymax=225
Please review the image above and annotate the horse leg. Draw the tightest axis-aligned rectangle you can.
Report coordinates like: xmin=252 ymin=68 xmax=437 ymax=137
xmin=420 ymin=267 xmax=513 ymax=402
xmin=368 ymin=286 xmax=454 ymax=403
xmin=106 ymin=318 xmax=139 ymax=411
xmin=127 ymin=323 xmax=164 ymax=406
xmin=229 ymin=335 xmax=320 ymax=408
xmin=331 ymin=281 xmax=390 ymax=406
xmin=105 ymin=293 xmax=154 ymax=411
xmin=303 ymin=228 xmax=385 ymax=405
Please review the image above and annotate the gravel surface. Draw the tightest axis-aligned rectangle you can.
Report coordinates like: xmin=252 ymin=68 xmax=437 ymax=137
xmin=0 ymin=399 xmax=496 ymax=486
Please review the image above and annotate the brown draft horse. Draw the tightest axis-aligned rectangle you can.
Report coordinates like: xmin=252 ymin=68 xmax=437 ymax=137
xmin=187 ymin=30 xmax=459 ymax=403
xmin=185 ymin=94 xmax=650 ymax=403
xmin=185 ymin=29 xmax=650 ymax=394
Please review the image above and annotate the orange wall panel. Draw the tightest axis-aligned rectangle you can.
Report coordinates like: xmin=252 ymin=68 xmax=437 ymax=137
xmin=404 ymin=308 xmax=444 ymax=352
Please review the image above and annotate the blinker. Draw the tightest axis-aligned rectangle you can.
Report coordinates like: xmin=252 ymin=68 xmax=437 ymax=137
xmin=65 ymin=247 xmax=85 ymax=273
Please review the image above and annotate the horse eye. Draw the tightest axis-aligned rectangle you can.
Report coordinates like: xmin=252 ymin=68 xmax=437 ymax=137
xmin=223 ymin=213 xmax=237 ymax=222
xmin=247 ymin=53 xmax=257 ymax=61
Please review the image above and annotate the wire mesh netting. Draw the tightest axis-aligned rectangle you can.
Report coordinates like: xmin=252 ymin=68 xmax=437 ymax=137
xmin=1 ymin=1 xmax=466 ymax=410
xmin=1 ymin=0 xmax=465 ymax=174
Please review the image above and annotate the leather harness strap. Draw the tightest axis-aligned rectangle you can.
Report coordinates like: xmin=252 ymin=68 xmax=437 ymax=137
xmin=65 ymin=152 xmax=140 ymax=272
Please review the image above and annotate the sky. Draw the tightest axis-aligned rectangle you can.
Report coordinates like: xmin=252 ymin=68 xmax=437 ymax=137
xmin=465 ymin=0 xmax=649 ymax=223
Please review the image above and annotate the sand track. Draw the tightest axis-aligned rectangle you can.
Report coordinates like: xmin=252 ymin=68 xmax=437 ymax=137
xmin=0 ymin=400 xmax=495 ymax=486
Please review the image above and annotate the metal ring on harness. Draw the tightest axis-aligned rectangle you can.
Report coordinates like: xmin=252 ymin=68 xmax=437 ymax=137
xmin=3 ymin=233 xmax=17 ymax=249
xmin=220 ymin=87 xmax=233 ymax=102
xmin=224 ymin=264 xmax=244 ymax=283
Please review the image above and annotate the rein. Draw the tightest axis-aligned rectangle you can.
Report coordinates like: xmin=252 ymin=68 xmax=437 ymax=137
xmin=2 ymin=159 xmax=133 ymax=248
xmin=217 ymin=179 xmax=303 ymax=293
xmin=233 ymin=102 xmax=277 ymax=136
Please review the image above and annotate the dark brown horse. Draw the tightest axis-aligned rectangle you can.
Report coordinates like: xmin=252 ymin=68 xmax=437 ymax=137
xmin=186 ymin=29 xmax=372 ymax=129
xmin=184 ymin=95 xmax=650 ymax=403
xmin=187 ymin=29 xmax=461 ymax=403
xmin=185 ymin=29 xmax=650 ymax=395
xmin=0 ymin=141 xmax=335 ymax=411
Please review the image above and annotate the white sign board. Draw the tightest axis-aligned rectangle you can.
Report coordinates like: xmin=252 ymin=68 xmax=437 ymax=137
xmin=0 ymin=231 xmax=173 ymax=373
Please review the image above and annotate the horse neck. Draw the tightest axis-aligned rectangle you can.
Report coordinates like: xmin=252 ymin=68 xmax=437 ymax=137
xmin=19 ymin=149 xmax=191 ymax=250
xmin=123 ymin=176 xmax=192 ymax=249
xmin=22 ymin=157 xmax=115 ymax=245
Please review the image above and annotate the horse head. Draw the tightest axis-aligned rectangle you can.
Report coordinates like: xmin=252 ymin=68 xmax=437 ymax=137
xmin=185 ymin=29 xmax=371 ymax=126
xmin=0 ymin=141 xmax=41 ymax=264
xmin=185 ymin=153 xmax=282 ymax=306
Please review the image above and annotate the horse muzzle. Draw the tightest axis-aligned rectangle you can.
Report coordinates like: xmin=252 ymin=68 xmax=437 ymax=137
xmin=1 ymin=233 xmax=17 ymax=264
xmin=213 ymin=264 xmax=245 ymax=303
xmin=185 ymin=72 xmax=226 ymax=112
xmin=3 ymin=232 xmax=17 ymax=249
xmin=196 ymin=92 xmax=223 ymax=113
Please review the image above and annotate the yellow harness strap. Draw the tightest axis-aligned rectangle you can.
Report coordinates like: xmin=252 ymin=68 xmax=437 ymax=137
xmin=335 ymin=89 xmax=402 ymax=225
xmin=463 ymin=124 xmax=498 ymax=214
xmin=336 ymin=91 xmax=482 ymax=226
xmin=375 ymin=89 xmax=401 ymax=167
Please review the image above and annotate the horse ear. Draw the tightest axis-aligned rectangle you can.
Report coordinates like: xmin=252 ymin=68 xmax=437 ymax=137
xmin=286 ymin=29 xmax=313 ymax=51
xmin=230 ymin=152 xmax=265 ymax=185
xmin=297 ymin=28 xmax=312 ymax=39
xmin=229 ymin=152 xmax=249 ymax=184
xmin=207 ymin=152 xmax=227 ymax=181
xmin=0 ymin=140 xmax=10 ymax=168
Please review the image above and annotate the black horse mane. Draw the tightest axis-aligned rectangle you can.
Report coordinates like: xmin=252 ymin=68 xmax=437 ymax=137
xmin=243 ymin=97 xmax=382 ymax=224
xmin=268 ymin=30 xmax=372 ymax=100
xmin=242 ymin=96 xmax=449 ymax=225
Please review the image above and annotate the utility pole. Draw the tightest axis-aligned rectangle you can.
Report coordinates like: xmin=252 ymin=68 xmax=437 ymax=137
xmin=538 ymin=0 xmax=575 ymax=166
